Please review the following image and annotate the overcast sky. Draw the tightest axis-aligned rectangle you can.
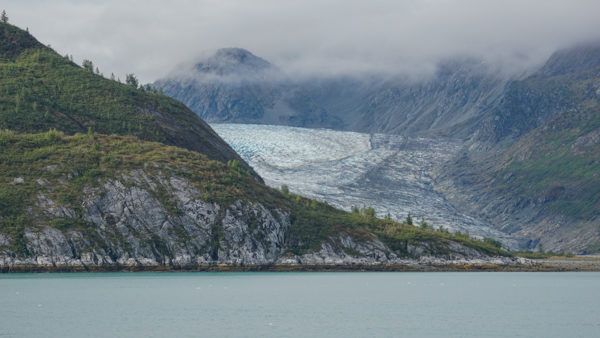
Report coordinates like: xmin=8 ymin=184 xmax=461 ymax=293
xmin=4 ymin=0 xmax=600 ymax=82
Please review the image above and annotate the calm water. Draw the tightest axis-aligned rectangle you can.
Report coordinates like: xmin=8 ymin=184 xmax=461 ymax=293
xmin=1 ymin=272 xmax=599 ymax=337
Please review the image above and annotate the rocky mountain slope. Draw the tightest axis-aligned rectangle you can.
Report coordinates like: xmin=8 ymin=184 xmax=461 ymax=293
xmin=0 ymin=131 xmax=508 ymax=270
xmin=155 ymin=50 xmax=510 ymax=138
xmin=438 ymin=43 xmax=600 ymax=253
xmin=0 ymin=22 xmax=509 ymax=270
xmin=157 ymin=44 xmax=599 ymax=253
xmin=155 ymin=48 xmax=340 ymax=128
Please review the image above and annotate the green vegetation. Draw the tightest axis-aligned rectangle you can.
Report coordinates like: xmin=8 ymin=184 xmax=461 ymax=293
xmin=284 ymin=192 xmax=509 ymax=256
xmin=0 ymin=21 xmax=244 ymax=165
xmin=0 ymin=20 xmax=513 ymax=260
xmin=0 ymin=130 xmax=509 ymax=258
xmin=513 ymin=251 xmax=575 ymax=259
xmin=498 ymin=93 xmax=600 ymax=220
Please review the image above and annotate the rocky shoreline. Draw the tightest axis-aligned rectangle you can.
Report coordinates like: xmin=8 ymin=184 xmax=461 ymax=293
xmin=3 ymin=256 xmax=599 ymax=273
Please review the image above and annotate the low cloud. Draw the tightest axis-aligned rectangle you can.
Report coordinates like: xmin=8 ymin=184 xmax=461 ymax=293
xmin=4 ymin=0 xmax=600 ymax=82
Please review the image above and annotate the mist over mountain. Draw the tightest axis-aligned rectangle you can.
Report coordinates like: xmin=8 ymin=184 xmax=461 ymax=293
xmin=155 ymin=48 xmax=513 ymax=136
xmin=4 ymin=0 xmax=600 ymax=83
xmin=156 ymin=41 xmax=600 ymax=253
xmin=155 ymin=48 xmax=340 ymax=128
xmin=2 ymin=21 xmax=518 ymax=271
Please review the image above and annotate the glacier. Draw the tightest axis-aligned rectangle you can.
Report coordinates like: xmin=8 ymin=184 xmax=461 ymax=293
xmin=212 ymin=123 xmax=519 ymax=248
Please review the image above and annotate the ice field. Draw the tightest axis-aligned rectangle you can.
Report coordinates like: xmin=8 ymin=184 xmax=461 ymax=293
xmin=213 ymin=123 xmax=517 ymax=247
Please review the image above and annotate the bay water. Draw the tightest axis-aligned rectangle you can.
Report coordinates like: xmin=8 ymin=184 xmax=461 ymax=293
xmin=1 ymin=272 xmax=599 ymax=337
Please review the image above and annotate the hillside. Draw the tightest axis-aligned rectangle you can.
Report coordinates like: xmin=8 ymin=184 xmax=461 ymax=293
xmin=156 ymin=50 xmax=508 ymax=138
xmin=0 ymin=22 xmax=513 ymax=270
xmin=156 ymin=43 xmax=600 ymax=253
xmin=0 ymin=22 xmax=246 ymax=168
xmin=0 ymin=131 xmax=509 ymax=270
xmin=438 ymin=43 xmax=600 ymax=253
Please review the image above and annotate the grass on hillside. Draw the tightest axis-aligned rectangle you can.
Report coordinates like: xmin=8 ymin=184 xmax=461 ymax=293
xmin=0 ymin=21 xmax=245 ymax=166
xmin=0 ymin=130 xmax=509 ymax=258
xmin=499 ymin=106 xmax=600 ymax=220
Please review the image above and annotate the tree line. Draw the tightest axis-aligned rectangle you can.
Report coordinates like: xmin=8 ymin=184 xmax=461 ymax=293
xmin=78 ymin=58 xmax=161 ymax=93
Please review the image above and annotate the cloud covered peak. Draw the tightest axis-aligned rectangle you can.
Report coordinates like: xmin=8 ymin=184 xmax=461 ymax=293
xmin=5 ymin=0 xmax=600 ymax=82
xmin=194 ymin=48 xmax=274 ymax=77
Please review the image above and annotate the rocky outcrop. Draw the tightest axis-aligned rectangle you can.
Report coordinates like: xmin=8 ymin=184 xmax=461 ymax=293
xmin=0 ymin=169 xmax=513 ymax=271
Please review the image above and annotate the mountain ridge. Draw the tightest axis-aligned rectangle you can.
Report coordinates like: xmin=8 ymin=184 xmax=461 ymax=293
xmin=0 ymin=22 xmax=512 ymax=270
xmin=156 ymin=43 xmax=600 ymax=253
xmin=0 ymin=22 xmax=254 ymax=171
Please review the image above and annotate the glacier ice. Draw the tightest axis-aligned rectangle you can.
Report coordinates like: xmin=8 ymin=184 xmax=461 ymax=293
xmin=212 ymin=123 xmax=518 ymax=248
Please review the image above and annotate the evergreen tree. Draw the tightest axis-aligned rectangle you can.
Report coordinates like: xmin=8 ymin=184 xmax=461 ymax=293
xmin=125 ymin=73 xmax=139 ymax=88
xmin=82 ymin=59 xmax=94 ymax=72
xmin=405 ymin=212 xmax=413 ymax=225
xmin=362 ymin=206 xmax=376 ymax=219
xmin=1 ymin=10 xmax=8 ymax=23
xmin=419 ymin=218 xmax=429 ymax=229
xmin=110 ymin=73 xmax=116 ymax=81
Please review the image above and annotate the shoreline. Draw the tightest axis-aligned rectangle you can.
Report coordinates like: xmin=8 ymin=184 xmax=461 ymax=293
xmin=3 ymin=257 xmax=600 ymax=273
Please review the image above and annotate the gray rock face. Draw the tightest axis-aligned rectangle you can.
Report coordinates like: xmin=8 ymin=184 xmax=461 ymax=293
xmin=436 ymin=43 xmax=600 ymax=253
xmin=0 ymin=169 xmax=510 ymax=270
xmin=161 ymin=44 xmax=600 ymax=254
xmin=155 ymin=50 xmax=511 ymax=139
xmin=155 ymin=48 xmax=340 ymax=128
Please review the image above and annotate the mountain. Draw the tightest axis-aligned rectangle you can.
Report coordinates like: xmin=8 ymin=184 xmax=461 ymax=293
xmin=155 ymin=48 xmax=340 ymax=128
xmin=303 ymin=59 xmax=509 ymax=138
xmin=0 ymin=22 xmax=247 ymax=168
xmin=156 ymin=51 xmax=510 ymax=138
xmin=438 ymin=42 xmax=600 ymax=253
xmin=0 ymin=131 xmax=510 ymax=270
xmin=0 ymin=22 xmax=510 ymax=270
xmin=157 ymin=44 xmax=599 ymax=253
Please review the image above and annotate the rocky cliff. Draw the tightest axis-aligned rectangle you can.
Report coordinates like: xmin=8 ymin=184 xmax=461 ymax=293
xmin=0 ymin=132 xmax=511 ymax=271
xmin=156 ymin=44 xmax=600 ymax=253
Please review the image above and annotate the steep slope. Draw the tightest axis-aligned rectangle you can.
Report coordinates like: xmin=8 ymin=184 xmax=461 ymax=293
xmin=156 ymin=43 xmax=600 ymax=253
xmin=307 ymin=59 xmax=508 ymax=137
xmin=474 ymin=42 xmax=600 ymax=144
xmin=0 ymin=22 xmax=245 ymax=167
xmin=0 ymin=22 xmax=511 ymax=270
xmin=155 ymin=48 xmax=340 ymax=128
xmin=0 ymin=131 xmax=509 ymax=270
xmin=438 ymin=42 xmax=600 ymax=253
xmin=156 ymin=50 xmax=508 ymax=137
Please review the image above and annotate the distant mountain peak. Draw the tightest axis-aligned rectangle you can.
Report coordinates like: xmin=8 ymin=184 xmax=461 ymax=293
xmin=540 ymin=41 xmax=600 ymax=76
xmin=194 ymin=47 xmax=274 ymax=76
xmin=213 ymin=47 xmax=261 ymax=62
